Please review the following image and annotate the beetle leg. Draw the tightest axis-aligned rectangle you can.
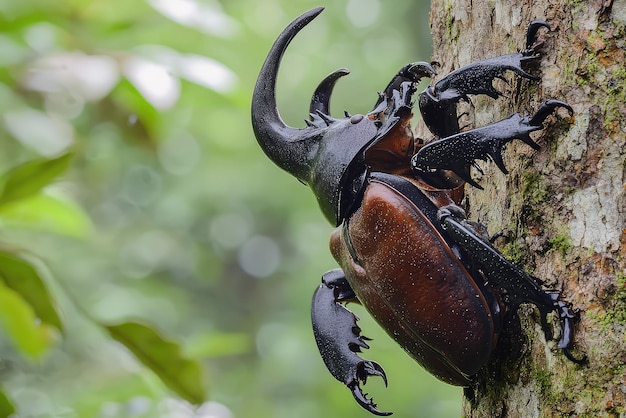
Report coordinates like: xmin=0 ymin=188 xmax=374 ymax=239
xmin=411 ymin=100 xmax=573 ymax=188
xmin=418 ymin=53 xmax=539 ymax=138
xmin=524 ymin=20 xmax=551 ymax=55
xmin=419 ymin=21 xmax=550 ymax=138
xmin=548 ymin=292 xmax=587 ymax=364
xmin=312 ymin=269 xmax=391 ymax=416
xmin=437 ymin=206 xmax=585 ymax=364
xmin=380 ymin=61 xmax=437 ymax=101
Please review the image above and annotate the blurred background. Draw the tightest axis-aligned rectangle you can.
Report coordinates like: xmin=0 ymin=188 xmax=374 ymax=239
xmin=0 ymin=0 xmax=462 ymax=416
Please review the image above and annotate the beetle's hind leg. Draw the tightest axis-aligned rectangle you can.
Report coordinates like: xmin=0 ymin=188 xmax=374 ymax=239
xmin=437 ymin=207 xmax=586 ymax=364
xmin=546 ymin=292 xmax=587 ymax=364
xmin=312 ymin=269 xmax=391 ymax=416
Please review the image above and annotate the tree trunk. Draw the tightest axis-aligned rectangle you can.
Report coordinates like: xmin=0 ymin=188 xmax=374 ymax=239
xmin=427 ymin=0 xmax=626 ymax=416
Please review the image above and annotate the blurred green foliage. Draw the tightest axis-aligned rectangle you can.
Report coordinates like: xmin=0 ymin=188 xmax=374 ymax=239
xmin=0 ymin=0 xmax=462 ymax=417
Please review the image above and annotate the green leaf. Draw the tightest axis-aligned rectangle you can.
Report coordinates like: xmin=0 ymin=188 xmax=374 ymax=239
xmin=0 ymin=193 xmax=92 ymax=238
xmin=0 ymin=153 xmax=73 ymax=206
xmin=0 ymin=251 xmax=63 ymax=331
xmin=0 ymin=387 xmax=16 ymax=418
xmin=0 ymin=281 xmax=55 ymax=358
xmin=105 ymin=321 xmax=207 ymax=405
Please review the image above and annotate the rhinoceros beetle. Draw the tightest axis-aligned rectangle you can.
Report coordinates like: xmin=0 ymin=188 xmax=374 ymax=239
xmin=251 ymin=7 xmax=584 ymax=415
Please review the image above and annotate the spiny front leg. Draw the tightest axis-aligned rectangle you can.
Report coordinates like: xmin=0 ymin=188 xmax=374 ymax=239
xmin=411 ymin=100 xmax=573 ymax=188
xmin=366 ymin=62 xmax=436 ymax=139
xmin=380 ymin=61 xmax=437 ymax=100
xmin=311 ymin=269 xmax=391 ymax=416
xmin=419 ymin=20 xmax=550 ymax=138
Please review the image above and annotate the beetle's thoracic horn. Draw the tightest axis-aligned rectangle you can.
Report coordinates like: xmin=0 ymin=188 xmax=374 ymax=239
xmin=251 ymin=7 xmax=326 ymax=184
xmin=309 ymin=68 xmax=350 ymax=117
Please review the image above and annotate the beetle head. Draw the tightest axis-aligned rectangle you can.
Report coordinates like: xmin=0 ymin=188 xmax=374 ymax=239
xmin=252 ymin=7 xmax=434 ymax=225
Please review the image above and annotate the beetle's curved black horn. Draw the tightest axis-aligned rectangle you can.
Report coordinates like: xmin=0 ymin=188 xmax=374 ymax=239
xmin=252 ymin=7 xmax=325 ymax=183
xmin=309 ymin=68 xmax=350 ymax=116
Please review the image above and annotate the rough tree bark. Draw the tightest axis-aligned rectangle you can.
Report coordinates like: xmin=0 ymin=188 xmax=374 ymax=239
xmin=426 ymin=0 xmax=626 ymax=417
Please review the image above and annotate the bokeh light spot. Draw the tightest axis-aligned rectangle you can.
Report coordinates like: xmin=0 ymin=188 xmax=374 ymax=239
xmin=237 ymin=236 xmax=281 ymax=278
xmin=346 ymin=0 xmax=381 ymax=27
